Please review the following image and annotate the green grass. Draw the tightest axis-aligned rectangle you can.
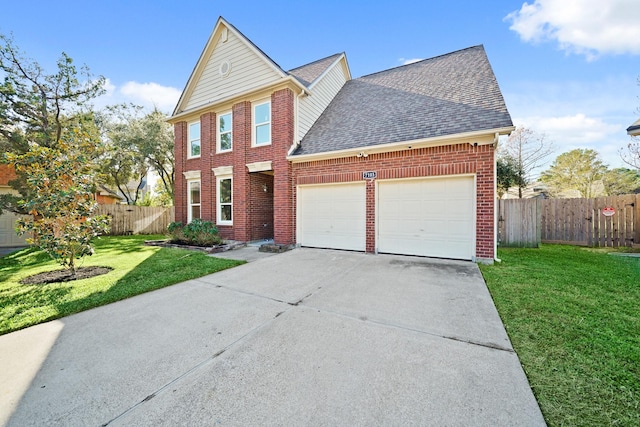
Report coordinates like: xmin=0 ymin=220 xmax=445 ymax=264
xmin=479 ymin=245 xmax=639 ymax=426
xmin=0 ymin=235 xmax=245 ymax=335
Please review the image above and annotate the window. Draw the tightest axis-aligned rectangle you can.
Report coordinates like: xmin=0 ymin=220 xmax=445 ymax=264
xmin=187 ymin=180 xmax=201 ymax=222
xmin=217 ymin=176 xmax=232 ymax=225
xmin=253 ymin=101 xmax=271 ymax=145
xmin=218 ymin=112 xmax=232 ymax=152
xmin=188 ymin=121 xmax=201 ymax=158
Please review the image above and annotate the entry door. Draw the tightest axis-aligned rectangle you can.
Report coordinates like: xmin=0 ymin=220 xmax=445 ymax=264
xmin=297 ymin=182 xmax=366 ymax=251
xmin=377 ymin=176 xmax=474 ymax=260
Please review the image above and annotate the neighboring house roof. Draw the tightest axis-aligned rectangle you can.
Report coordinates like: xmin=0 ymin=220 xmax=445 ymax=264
xmin=97 ymin=185 xmax=125 ymax=202
xmin=288 ymin=53 xmax=345 ymax=87
xmin=627 ymin=118 xmax=640 ymax=136
xmin=292 ymin=45 xmax=513 ymax=156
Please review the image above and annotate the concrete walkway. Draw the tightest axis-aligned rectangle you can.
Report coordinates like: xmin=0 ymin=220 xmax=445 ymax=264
xmin=0 ymin=248 xmax=545 ymax=426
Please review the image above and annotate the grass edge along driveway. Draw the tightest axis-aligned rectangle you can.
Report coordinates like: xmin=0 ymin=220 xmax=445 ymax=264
xmin=0 ymin=235 xmax=245 ymax=336
xmin=480 ymin=244 xmax=639 ymax=427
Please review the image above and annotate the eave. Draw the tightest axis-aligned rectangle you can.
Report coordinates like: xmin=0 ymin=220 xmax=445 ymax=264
xmin=287 ymin=126 xmax=515 ymax=163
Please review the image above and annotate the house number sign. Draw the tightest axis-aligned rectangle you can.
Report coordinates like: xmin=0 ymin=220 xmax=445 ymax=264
xmin=602 ymin=207 xmax=615 ymax=217
xmin=362 ymin=171 xmax=377 ymax=180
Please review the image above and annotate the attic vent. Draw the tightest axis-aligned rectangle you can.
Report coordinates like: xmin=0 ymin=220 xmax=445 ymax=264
xmin=221 ymin=27 xmax=228 ymax=43
xmin=219 ymin=60 xmax=231 ymax=77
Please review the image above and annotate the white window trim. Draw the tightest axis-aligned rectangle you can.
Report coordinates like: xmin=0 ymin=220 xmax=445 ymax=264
xmin=216 ymin=174 xmax=233 ymax=226
xmin=217 ymin=111 xmax=233 ymax=153
xmin=188 ymin=121 xmax=201 ymax=159
xmin=187 ymin=179 xmax=201 ymax=223
xmin=252 ymin=99 xmax=271 ymax=146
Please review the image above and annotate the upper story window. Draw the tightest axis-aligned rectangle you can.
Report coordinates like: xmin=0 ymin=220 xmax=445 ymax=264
xmin=218 ymin=112 xmax=232 ymax=152
xmin=188 ymin=121 xmax=201 ymax=158
xmin=253 ymin=100 xmax=271 ymax=146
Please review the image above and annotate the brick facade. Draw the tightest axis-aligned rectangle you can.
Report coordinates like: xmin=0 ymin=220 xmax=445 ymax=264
xmin=291 ymin=143 xmax=496 ymax=260
xmin=173 ymin=88 xmax=295 ymax=245
xmin=0 ymin=164 xmax=17 ymax=187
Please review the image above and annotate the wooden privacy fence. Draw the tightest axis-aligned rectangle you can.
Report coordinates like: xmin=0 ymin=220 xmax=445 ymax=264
xmin=498 ymin=194 xmax=640 ymax=248
xmin=94 ymin=205 xmax=175 ymax=235
xmin=497 ymin=198 xmax=541 ymax=248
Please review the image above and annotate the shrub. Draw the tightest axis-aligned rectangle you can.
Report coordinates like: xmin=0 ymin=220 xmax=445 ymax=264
xmin=167 ymin=219 xmax=223 ymax=246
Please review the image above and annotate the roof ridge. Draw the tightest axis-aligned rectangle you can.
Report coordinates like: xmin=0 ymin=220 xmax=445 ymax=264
xmin=288 ymin=52 xmax=343 ymax=73
xmin=356 ymin=45 xmax=484 ymax=80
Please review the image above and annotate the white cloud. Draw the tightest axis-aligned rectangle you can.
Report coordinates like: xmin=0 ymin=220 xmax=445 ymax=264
xmin=119 ymin=81 xmax=181 ymax=112
xmin=516 ymin=113 xmax=621 ymax=144
xmin=513 ymin=114 xmax=628 ymax=167
xmin=505 ymin=0 xmax=640 ymax=58
xmin=94 ymin=79 xmax=181 ymax=113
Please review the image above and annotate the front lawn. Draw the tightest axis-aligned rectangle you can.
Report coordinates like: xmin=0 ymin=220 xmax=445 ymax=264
xmin=0 ymin=235 xmax=244 ymax=335
xmin=480 ymin=245 xmax=639 ymax=426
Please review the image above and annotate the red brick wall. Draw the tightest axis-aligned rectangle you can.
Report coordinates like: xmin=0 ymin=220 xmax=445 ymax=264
xmin=200 ymin=112 xmax=215 ymax=222
xmin=173 ymin=121 xmax=187 ymax=224
xmin=271 ymin=89 xmax=295 ymax=245
xmin=292 ymin=143 xmax=496 ymax=260
xmin=0 ymin=164 xmax=17 ymax=186
xmin=174 ymin=88 xmax=295 ymax=245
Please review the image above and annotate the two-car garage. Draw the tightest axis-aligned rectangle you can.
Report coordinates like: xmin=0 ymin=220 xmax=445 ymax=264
xmin=297 ymin=175 xmax=475 ymax=261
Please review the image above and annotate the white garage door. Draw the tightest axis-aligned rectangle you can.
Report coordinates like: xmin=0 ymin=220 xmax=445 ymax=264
xmin=377 ymin=176 xmax=475 ymax=260
xmin=298 ymin=182 xmax=366 ymax=251
xmin=0 ymin=211 xmax=28 ymax=247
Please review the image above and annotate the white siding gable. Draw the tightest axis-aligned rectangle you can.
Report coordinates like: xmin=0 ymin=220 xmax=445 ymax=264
xmin=180 ymin=22 xmax=286 ymax=113
xmin=298 ymin=58 xmax=349 ymax=141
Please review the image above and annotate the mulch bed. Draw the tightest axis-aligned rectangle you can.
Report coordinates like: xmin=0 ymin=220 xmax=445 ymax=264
xmin=20 ymin=266 xmax=113 ymax=285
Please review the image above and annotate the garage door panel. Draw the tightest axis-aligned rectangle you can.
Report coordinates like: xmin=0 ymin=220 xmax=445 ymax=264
xmin=298 ymin=183 xmax=366 ymax=251
xmin=378 ymin=176 xmax=474 ymax=260
xmin=0 ymin=212 xmax=29 ymax=247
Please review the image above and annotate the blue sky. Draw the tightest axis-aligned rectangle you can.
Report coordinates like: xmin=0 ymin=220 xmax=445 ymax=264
xmin=2 ymin=0 xmax=639 ymax=170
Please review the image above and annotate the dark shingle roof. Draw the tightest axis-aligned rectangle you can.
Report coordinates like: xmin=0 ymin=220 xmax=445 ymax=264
xmin=292 ymin=45 xmax=513 ymax=156
xmin=627 ymin=118 xmax=640 ymax=135
xmin=288 ymin=53 xmax=343 ymax=87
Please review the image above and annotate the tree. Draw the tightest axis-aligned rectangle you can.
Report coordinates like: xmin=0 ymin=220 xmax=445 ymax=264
xmin=98 ymin=105 xmax=174 ymax=205
xmin=0 ymin=33 xmax=105 ymax=214
xmin=496 ymin=155 xmax=525 ymax=198
xmin=602 ymin=168 xmax=640 ymax=195
xmin=540 ymin=149 xmax=608 ymax=198
xmin=5 ymin=128 xmax=110 ymax=274
xmin=136 ymin=108 xmax=175 ymax=202
xmin=620 ymin=139 xmax=640 ymax=171
xmin=499 ymin=127 xmax=554 ymax=198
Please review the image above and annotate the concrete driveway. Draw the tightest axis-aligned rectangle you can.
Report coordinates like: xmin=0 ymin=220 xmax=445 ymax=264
xmin=0 ymin=248 xmax=545 ymax=426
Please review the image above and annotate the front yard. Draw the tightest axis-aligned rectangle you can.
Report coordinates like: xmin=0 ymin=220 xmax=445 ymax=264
xmin=0 ymin=235 xmax=244 ymax=335
xmin=480 ymin=245 xmax=639 ymax=426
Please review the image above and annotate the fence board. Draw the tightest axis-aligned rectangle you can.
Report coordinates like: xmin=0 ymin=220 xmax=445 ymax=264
xmin=497 ymin=198 xmax=540 ymax=247
xmin=93 ymin=205 xmax=175 ymax=235
xmin=501 ymin=194 xmax=639 ymax=248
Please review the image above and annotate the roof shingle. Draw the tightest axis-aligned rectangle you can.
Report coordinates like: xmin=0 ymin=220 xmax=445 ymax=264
xmin=292 ymin=45 xmax=513 ymax=156
xmin=288 ymin=53 xmax=343 ymax=87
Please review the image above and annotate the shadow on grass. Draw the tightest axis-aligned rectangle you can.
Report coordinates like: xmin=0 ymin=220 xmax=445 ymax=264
xmin=50 ymin=248 xmax=244 ymax=327
xmin=0 ymin=285 xmax=72 ymax=330
xmin=0 ymin=248 xmax=51 ymax=283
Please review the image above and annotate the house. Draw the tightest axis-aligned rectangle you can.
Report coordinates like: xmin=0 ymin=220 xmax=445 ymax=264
xmin=169 ymin=17 xmax=514 ymax=263
xmin=95 ymin=185 xmax=125 ymax=205
xmin=628 ymin=118 xmax=640 ymax=137
xmin=0 ymin=164 xmax=28 ymax=247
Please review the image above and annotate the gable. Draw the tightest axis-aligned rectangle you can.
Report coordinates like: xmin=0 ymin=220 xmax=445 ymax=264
xmin=292 ymin=45 xmax=513 ymax=157
xmin=297 ymin=55 xmax=350 ymax=142
xmin=174 ymin=18 xmax=288 ymax=116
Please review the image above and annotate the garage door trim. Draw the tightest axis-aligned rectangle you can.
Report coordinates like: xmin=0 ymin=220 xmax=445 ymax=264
xmin=375 ymin=174 xmax=476 ymax=260
xmin=296 ymin=181 xmax=366 ymax=251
